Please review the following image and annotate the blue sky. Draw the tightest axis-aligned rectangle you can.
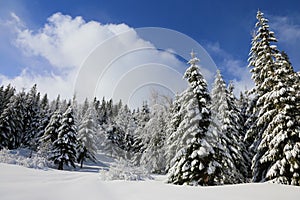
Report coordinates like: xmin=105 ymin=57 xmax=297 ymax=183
xmin=0 ymin=0 xmax=300 ymax=106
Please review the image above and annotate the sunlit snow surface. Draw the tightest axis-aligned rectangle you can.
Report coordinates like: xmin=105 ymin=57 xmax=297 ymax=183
xmin=1 ymin=163 xmax=300 ymax=200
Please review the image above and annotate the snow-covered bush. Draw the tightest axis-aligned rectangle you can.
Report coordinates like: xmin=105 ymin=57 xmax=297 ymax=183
xmin=99 ymin=158 xmax=152 ymax=181
xmin=0 ymin=148 xmax=53 ymax=169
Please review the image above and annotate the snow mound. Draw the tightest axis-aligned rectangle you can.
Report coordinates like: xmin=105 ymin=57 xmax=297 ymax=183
xmin=1 ymin=163 xmax=300 ymax=200
xmin=99 ymin=158 xmax=152 ymax=181
xmin=0 ymin=148 xmax=52 ymax=169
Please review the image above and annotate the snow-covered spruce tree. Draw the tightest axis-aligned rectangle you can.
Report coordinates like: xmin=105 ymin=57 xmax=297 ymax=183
xmin=50 ymin=106 xmax=78 ymax=170
xmin=59 ymin=99 xmax=69 ymax=113
xmin=131 ymin=101 xmax=150 ymax=164
xmin=247 ymin=10 xmax=300 ymax=185
xmin=39 ymin=110 xmax=62 ymax=158
xmin=252 ymin=52 xmax=300 ymax=185
xmin=101 ymin=123 xmax=126 ymax=158
xmin=140 ymin=104 xmax=167 ymax=174
xmin=36 ymin=94 xmax=51 ymax=144
xmin=245 ymin=10 xmax=280 ymax=155
xmin=106 ymin=99 xmax=114 ymax=119
xmin=98 ymin=104 xmax=129 ymax=159
xmin=49 ymin=95 xmax=61 ymax=113
xmin=227 ymin=82 xmax=251 ymax=179
xmin=97 ymin=97 xmax=108 ymax=125
xmin=0 ymin=85 xmax=3 ymax=100
xmin=22 ymin=85 xmax=42 ymax=150
xmin=210 ymin=70 xmax=249 ymax=183
xmin=0 ymin=84 xmax=15 ymax=115
xmin=165 ymin=93 xmax=183 ymax=169
xmin=134 ymin=102 xmax=151 ymax=152
xmin=0 ymin=91 xmax=26 ymax=149
xmin=167 ymin=51 xmax=221 ymax=186
xmin=237 ymin=90 xmax=251 ymax=138
xmin=94 ymin=98 xmax=123 ymax=158
xmin=114 ymin=105 xmax=137 ymax=156
xmin=77 ymin=105 xmax=97 ymax=168
xmin=80 ymin=98 xmax=90 ymax=120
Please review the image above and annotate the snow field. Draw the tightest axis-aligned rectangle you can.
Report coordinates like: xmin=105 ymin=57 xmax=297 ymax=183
xmin=1 ymin=163 xmax=300 ymax=200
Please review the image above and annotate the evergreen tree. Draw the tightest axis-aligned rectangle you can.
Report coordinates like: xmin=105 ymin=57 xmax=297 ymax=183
xmin=0 ymin=86 xmax=4 ymax=114
xmin=80 ymin=98 xmax=90 ymax=119
xmin=132 ymin=101 xmax=150 ymax=164
xmin=248 ymin=10 xmax=300 ymax=185
xmin=165 ymin=93 xmax=183 ymax=169
xmin=59 ymin=99 xmax=69 ymax=113
xmin=77 ymin=105 xmax=97 ymax=168
xmin=245 ymin=10 xmax=280 ymax=154
xmin=50 ymin=106 xmax=78 ymax=170
xmin=227 ymin=82 xmax=251 ymax=180
xmin=0 ymin=84 xmax=15 ymax=115
xmin=133 ymin=101 xmax=150 ymax=149
xmin=210 ymin=70 xmax=249 ymax=183
xmin=167 ymin=51 xmax=221 ymax=186
xmin=50 ymin=95 xmax=61 ymax=113
xmin=0 ymin=91 xmax=26 ymax=149
xmin=140 ymin=104 xmax=167 ymax=173
xmin=37 ymin=94 xmax=51 ymax=141
xmin=252 ymin=52 xmax=300 ymax=185
xmin=114 ymin=104 xmax=137 ymax=154
xmin=23 ymin=84 xmax=42 ymax=149
xmin=237 ymin=90 xmax=251 ymax=138
xmin=101 ymin=123 xmax=126 ymax=158
xmin=39 ymin=110 xmax=62 ymax=158
xmin=106 ymin=99 xmax=114 ymax=120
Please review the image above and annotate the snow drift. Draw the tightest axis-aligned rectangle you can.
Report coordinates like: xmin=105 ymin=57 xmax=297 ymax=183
xmin=1 ymin=163 xmax=300 ymax=200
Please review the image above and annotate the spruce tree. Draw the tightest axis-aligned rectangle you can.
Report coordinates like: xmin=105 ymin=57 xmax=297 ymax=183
xmin=0 ymin=84 xmax=15 ymax=115
xmin=167 ymin=51 xmax=221 ymax=186
xmin=77 ymin=105 xmax=97 ymax=168
xmin=80 ymin=98 xmax=90 ymax=119
xmin=248 ymin=10 xmax=300 ymax=185
xmin=131 ymin=102 xmax=150 ymax=164
xmin=252 ymin=52 xmax=300 ymax=185
xmin=165 ymin=94 xmax=182 ymax=169
xmin=39 ymin=110 xmax=62 ymax=158
xmin=50 ymin=106 xmax=78 ymax=170
xmin=114 ymin=104 xmax=136 ymax=154
xmin=101 ymin=123 xmax=126 ymax=158
xmin=23 ymin=84 xmax=42 ymax=149
xmin=245 ymin=10 xmax=280 ymax=154
xmin=210 ymin=70 xmax=249 ymax=183
xmin=140 ymin=104 xmax=167 ymax=173
xmin=37 ymin=94 xmax=51 ymax=143
xmin=0 ymin=91 xmax=26 ymax=149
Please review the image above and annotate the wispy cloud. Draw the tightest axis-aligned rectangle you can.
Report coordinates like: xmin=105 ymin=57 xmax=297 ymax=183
xmin=206 ymin=42 xmax=254 ymax=96
xmin=270 ymin=14 xmax=300 ymax=70
xmin=271 ymin=16 xmax=300 ymax=44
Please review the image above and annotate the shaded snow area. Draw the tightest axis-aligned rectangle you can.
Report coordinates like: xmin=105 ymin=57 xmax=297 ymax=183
xmin=1 ymin=163 xmax=300 ymax=200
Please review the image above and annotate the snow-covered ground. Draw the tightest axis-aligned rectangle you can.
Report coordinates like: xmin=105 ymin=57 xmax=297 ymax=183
xmin=1 ymin=162 xmax=300 ymax=200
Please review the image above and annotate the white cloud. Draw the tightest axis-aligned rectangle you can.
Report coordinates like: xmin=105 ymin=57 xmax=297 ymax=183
xmin=15 ymin=12 xmax=133 ymax=69
xmin=206 ymin=42 xmax=254 ymax=96
xmin=223 ymin=59 xmax=254 ymax=95
xmin=0 ymin=69 xmax=75 ymax=100
xmin=271 ymin=16 xmax=300 ymax=44
xmin=270 ymin=15 xmax=300 ymax=71
xmin=1 ymin=12 xmax=190 ymax=108
xmin=10 ymin=12 xmax=21 ymax=24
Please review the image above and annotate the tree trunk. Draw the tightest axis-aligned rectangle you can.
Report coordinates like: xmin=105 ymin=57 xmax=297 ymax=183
xmin=58 ymin=162 xmax=63 ymax=170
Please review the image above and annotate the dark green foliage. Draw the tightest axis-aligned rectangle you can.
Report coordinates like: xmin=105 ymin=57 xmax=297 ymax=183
xmin=50 ymin=106 xmax=78 ymax=170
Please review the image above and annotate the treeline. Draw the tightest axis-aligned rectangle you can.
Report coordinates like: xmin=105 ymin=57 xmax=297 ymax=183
xmin=0 ymin=10 xmax=300 ymax=186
